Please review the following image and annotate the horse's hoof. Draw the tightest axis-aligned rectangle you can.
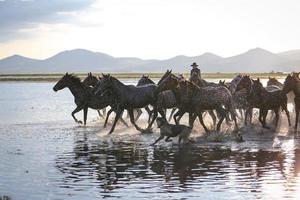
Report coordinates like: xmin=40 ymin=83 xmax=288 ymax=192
xmin=77 ymin=121 xmax=83 ymax=124
xmin=142 ymin=128 xmax=153 ymax=133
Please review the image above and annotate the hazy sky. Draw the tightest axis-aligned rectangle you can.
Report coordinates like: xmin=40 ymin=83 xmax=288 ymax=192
xmin=0 ymin=0 xmax=300 ymax=59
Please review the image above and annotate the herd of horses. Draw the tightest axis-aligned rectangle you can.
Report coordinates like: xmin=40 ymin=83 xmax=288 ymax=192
xmin=53 ymin=70 xmax=300 ymax=135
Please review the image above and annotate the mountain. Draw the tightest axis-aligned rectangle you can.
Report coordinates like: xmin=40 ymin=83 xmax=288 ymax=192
xmin=278 ymin=49 xmax=300 ymax=60
xmin=0 ymin=48 xmax=299 ymax=73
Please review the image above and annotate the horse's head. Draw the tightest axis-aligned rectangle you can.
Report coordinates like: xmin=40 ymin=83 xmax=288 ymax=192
xmin=157 ymin=69 xmax=172 ymax=85
xmin=292 ymin=72 xmax=300 ymax=79
xmin=82 ymin=72 xmax=99 ymax=87
xmin=283 ymin=74 xmax=297 ymax=94
xmin=156 ymin=73 xmax=179 ymax=93
xmin=53 ymin=72 xmax=81 ymax=92
xmin=235 ymin=75 xmax=252 ymax=93
xmin=250 ymin=78 xmax=263 ymax=96
xmin=137 ymin=74 xmax=154 ymax=86
xmin=267 ymin=77 xmax=279 ymax=86
xmin=94 ymin=73 xmax=113 ymax=95
xmin=219 ymin=80 xmax=225 ymax=86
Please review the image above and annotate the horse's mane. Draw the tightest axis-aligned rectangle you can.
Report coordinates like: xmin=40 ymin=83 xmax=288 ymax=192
xmin=67 ymin=74 xmax=82 ymax=84
xmin=180 ymin=79 xmax=200 ymax=90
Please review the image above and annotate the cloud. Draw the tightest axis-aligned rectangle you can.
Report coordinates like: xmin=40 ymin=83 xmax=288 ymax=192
xmin=0 ymin=0 xmax=96 ymax=42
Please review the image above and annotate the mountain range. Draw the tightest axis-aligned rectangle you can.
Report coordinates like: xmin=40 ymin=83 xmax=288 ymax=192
xmin=0 ymin=47 xmax=299 ymax=73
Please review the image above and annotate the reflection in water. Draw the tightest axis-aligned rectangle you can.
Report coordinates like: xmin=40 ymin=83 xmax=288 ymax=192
xmin=55 ymin=133 xmax=300 ymax=199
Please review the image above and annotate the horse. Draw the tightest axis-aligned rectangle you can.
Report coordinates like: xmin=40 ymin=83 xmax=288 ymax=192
xmin=53 ymin=73 xmax=128 ymax=127
xmin=236 ymin=76 xmax=290 ymax=128
xmin=82 ymin=72 xmax=106 ymax=118
xmin=156 ymin=74 xmax=238 ymax=133
xmin=82 ymin=72 xmax=130 ymax=128
xmin=95 ymin=74 xmax=166 ymax=134
xmin=189 ymin=72 xmax=218 ymax=87
xmin=283 ymin=74 xmax=300 ymax=131
xmin=267 ymin=76 xmax=295 ymax=110
xmin=252 ymin=78 xmax=291 ymax=128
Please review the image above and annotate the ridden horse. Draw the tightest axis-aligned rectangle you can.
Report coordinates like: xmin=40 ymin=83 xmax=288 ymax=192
xmin=283 ymin=74 xmax=300 ymax=131
xmin=236 ymin=76 xmax=290 ymax=128
xmin=53 ymin=73 xmax=128 ymax=126
xmin=157 ymin=74 xmax=238 ymax=133
xmin=95 ymin=74 xmax=166 ymax=134
xmin=82 ymin=72 xmax=129 ymax=127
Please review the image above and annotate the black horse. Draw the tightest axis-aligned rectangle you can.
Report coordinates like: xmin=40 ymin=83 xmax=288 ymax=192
xmin=95 ymin=74 xmax=165 ymax=134
xmin=82 ymin=72 xmax=106 ymax=119
xmin=236 ymin=76 xmax=290 ymax=128
xmin=283 ymin=74 xmax=300 ymax=131
xmin=82 ymin=72 xmax=129 ymax=128
xmin=53 ymin=73 xmax=128 ymax=126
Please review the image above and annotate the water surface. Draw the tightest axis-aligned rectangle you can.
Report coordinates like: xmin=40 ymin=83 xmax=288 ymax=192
xmin=0 ymin=81 xmax=300 ymax=200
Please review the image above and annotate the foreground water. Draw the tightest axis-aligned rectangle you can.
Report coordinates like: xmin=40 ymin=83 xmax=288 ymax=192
xmin=0 ymin=81 xmax=300 ymax=200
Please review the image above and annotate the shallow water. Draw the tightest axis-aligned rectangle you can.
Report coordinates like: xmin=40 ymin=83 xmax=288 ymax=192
xmin=0 ymin=80 xmax=300 ymax=200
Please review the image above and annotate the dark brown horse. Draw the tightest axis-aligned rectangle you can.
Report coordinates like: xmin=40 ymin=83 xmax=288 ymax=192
xmin=283 ymin=74 xmax=300 ymax=131
xmin=157 ymin=74 xmax=238 ymax=132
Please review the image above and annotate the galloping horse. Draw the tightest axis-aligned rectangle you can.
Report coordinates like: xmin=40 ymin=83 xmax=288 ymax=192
xmin=267 ymin=77 xmax=295 ymax=110
xmin=157 ymin=74 xmax=238 ymax=132
xmin=82 ymin=72 xmax=128 ymax=127
xmin=283 ymin=74 xmax=300 ymax=131
xmin=82 ymin=72 xmax=106 ymax=118
xmin=95 ymin=74 xmax=166 ymax=134
xmin=236 ymin=76 xmax=290 ymax=128
xmin=53 ymin=73 xmax=128 ymax=126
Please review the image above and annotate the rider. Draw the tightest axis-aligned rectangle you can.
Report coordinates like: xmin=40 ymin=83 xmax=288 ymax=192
xmin=190 ymin=62 xmax=201 ymax=79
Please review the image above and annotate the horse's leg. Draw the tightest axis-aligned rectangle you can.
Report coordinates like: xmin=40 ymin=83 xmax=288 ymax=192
xmin=128 ymin=108 xmax=146 ymax=133
xmin=118 ymin=111 xmax=129 ymax=127
xmin=151 ymin=135 xmax=164 ymax=146
xmin=189 ymin=112 xmax=196 ymax=128
xmin=295 ymin=102 xmax=299 ymax=131
xmin=230 ymin=108 xmax=239 ymax=130
xmin=169 ymin=108 xmax=177 ymax=122
xmin=173 ymin=110 xmax=184 ymax=125
xmin=282 ymin=104 xmax=291 ymax=127
xmin=134 ymin=108 xmax=143 ymax=122
xmin=144 ymin=106 xmax=153 ymax=123
xmin=83 ymin=107 xmax=88 ymax=125
xmin=261 ymin=109 xmax=269 ymax=129
xmin=198 ymin=113 xmax=210 ymax=133
xmin=249 ymin=108 xmax=253 ymax=124
xmin=239 ymin=109 xmax=244 ymax=120
xmin=258 ymin=109 xmax=263 ymax=125
xmin=108 ymin=107 xmax=124 ymax=134
xmin=208 ymin=110 xmax=217 ymax=128
xmin=103 ymin=108 xmax=114 ymax=128
xmin=102 ymin=107 xmax=107 ymax=117
xmin=147 ymin=108 xmax=159 ymax=132
xmin=274 ymin=107 xmax=280 ymax=127
xmin=72 ymin=106 xmax=84 ymax=124
xmin=216 ymin=107 xmax=226 ymax=132
xmin=97 ymin=110 xmax=104 ymax=119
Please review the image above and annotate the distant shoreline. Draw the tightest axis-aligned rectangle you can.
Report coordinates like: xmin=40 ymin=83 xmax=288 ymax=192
xmin=0 ymin=72 xmax=287 ymax=82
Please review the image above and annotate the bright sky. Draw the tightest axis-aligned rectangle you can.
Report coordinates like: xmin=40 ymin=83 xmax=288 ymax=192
xmin=0 ymin=0 xmax=300 ymax=59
